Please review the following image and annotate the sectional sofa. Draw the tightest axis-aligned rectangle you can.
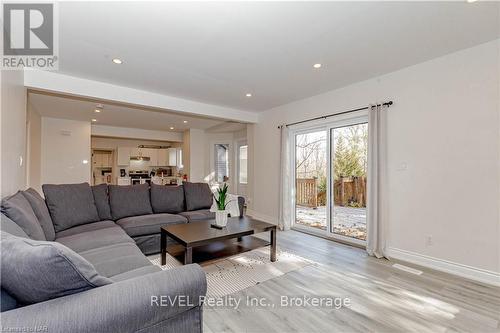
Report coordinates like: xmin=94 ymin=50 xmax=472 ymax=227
xmin=0 ymin=182 xmax=244 ymax=333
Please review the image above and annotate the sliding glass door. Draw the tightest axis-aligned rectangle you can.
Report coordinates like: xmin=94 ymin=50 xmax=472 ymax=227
xmin=331 ymin=123 xmax=368 ymax=241
xmin=294 ymin=129 xmax=327 ymax=231
xmin=292 ymin=116 xmax=368 ymax=245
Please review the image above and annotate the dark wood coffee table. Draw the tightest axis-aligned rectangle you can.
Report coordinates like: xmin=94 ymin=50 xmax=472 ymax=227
xmin=161 ymin=216 xmax=277 ymax=265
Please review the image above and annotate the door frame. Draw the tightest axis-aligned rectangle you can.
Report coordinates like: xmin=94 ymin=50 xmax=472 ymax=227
xmin=290 ymin=111 xmax=368 ymax=247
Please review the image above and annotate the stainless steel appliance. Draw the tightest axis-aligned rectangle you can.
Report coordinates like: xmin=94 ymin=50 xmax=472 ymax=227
xmin=129 ymin=171 xmax=151 ymax=185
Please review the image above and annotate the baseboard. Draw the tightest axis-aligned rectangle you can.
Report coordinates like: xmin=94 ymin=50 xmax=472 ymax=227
xmin=386 ymin=247 xmax=500 ymax=287
xmin=245 ymin=209 xmax=278 ymax=226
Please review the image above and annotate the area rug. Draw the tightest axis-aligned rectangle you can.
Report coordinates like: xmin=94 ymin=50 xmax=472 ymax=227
xmin=149 ymin=246 xmax=314 ymax=298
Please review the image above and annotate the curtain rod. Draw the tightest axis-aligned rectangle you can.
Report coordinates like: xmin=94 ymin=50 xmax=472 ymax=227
xmin=277 ymin=101 xmax=393 ymax=129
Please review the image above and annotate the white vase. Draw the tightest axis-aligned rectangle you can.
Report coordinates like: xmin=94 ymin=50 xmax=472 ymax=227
xmin=215 ymin=210 xmax=228 ymax=227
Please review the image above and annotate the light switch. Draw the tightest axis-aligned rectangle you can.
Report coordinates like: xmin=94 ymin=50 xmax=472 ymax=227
xmin=396 ymin=162 xmax=407 ymax=171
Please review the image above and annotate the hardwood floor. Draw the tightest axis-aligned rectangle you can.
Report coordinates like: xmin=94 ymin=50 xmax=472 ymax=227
xmin=203 ymin=230 xmax=500 ymax=333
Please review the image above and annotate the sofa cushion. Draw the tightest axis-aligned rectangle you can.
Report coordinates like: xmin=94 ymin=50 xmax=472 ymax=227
xmin=183 ymin=182 xmax=213 ymax=211
xmin=1 ymin=214 xmax=29 ymax=238
xmin=0 ymin=232 xmax=112 ymax=305
xmin=91 ymin=184 xmax=113 ymax=220
xmin=150 ymin=184 xmax=185 ymax=214
xmin=110 ymin=265 xmax=161 ymax=282
xmin=116 ymin=213 xmax=187 ymax=237
xmin=109 ymin=184 xmax=153 ymax=220
xmin=78 ymin=242 xmax=154 ymax=278
xmin=55 ymin=220 xmax=117 ymax=238
xmin=1 ymin=288 xmax=17 ymax=312
xmin=1 ymin=192 xmax=45 ymax=240
xmin=22 ymin=188 xmax=56 ymax=241
xmin=56 ymin=225 xmax=134 ymax=253
xmin=178 ymin=209 xmax=215 ymax=223
xmin=42 ymin=183 xmax=100 ymax=232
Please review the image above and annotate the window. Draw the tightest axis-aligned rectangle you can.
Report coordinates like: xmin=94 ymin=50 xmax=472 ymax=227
xmin=177 ymin=148 xmax=183 ymax=169
xmin=239 ymin=145 xmax=248 ymax=184
xmin=214 ymin=144 xmax=229 ymax=183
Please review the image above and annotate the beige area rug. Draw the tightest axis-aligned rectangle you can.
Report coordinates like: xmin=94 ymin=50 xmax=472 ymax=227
xmin=149 ymin=246 xmax=314 ymax=298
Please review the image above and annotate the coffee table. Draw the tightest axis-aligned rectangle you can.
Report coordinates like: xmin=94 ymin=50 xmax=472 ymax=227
xmin=161 ymin=216 xmax=277 ymax=265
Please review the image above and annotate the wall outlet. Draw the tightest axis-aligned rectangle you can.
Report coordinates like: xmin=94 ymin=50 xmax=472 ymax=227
xmin=396 ymin=162 xmax=408 ymax=171
xmin=425 ymin=235 xmax=433 ymax=246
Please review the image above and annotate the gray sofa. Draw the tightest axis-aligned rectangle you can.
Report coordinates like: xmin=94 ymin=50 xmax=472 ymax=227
xmin=0 ymin=182 xmax=244 ymax=333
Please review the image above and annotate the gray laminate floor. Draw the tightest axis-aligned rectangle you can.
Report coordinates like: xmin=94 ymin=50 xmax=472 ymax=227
xmin=203 ymin=230 xmax=500 ymax=333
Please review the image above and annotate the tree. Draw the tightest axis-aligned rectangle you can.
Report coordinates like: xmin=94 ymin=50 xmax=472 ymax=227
xmin=333 ymin=124 xmax=367 ymax=179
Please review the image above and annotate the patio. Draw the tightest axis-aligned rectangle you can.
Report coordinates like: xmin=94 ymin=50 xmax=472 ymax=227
xmin=295 ymin=205 xmax=367 ymax=240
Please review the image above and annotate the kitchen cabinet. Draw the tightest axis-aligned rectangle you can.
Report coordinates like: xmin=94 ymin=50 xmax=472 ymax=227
xmin=117 ymin=147 xmax=131 ymax=166
xmin=156 ymin=149 xmax=167 ymax=166
xmin=92 ymin=151 xmax=112 ymax=168
xmin=154 ymin=148 xmax=176 ymax=166
xmin=143 ymin=148 xmax=158 ymax=166
xmin=129 ymin=148 xmax=141 ymax=158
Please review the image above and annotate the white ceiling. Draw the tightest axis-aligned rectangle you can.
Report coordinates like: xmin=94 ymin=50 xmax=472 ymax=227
xmin=28 ymin=91 xmax=231 ymax=132
xmin=56 ymin=1 xmax=499 ymax=112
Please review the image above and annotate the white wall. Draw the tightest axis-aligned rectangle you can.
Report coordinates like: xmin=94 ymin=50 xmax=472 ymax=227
xmin=91 ymin=125 xmax=183 ymax=142
xmin=27 ymin=106 xmax=42 ymax=193
xmin=182 ymin=130 xmax=191 ymax=178
xmin=41 ymin=117 xmax=91 ymax=184
xmin=91 ymin=137 xmax=180 ymax=150
xmin=188 ymin=128 xmax=207 ymax=182
xmin=1 ymin=71 xmax=27 ymax=197
xmin=183 ymin=127 xmax=249 ymax=195
xmin=250 ymin=40 xmax=500 ymax=277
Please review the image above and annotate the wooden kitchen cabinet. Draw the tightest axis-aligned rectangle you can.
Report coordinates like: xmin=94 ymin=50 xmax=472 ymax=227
xmin=93 ymin=151 xmax=112 ymax=167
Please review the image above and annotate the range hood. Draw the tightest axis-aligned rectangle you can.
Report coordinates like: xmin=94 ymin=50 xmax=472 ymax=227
xmin=130 ymin=156 xmax=150 ymax=161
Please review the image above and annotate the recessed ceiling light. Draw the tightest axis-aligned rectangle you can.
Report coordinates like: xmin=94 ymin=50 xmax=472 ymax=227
xmin=94 ymin=109 xmax=101 ymax=113
xmin=91 ymin=119 xmax=97 ymax=122
xmin=112 ymin=58 xmax=123 ymax=64
xmin=183 ymin=120 xmax=188 ymax=124
xmin=170 ymin=126 xmax=174 ymax=130
xmin=246 ymin=93 xmax=252 ymax=97
xmin=313 ymin=63 xmax=322 ymax=69
xmin=466 ymin=0 xmax=478 ymax=2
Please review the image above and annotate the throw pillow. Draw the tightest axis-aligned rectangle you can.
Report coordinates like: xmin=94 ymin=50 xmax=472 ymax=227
xmin=42 ymin=183 xmax=100 ymax=232
xmin=182 ymin=182 xmax=214 ymax=211
xmin=108 ymin=184 xmax=153 ymax=220
xmin=22 ymin=188 xmax=56 ymax=241
xmin=1 ymin=192 xmax=45 ymax=240
xmin=0 ymin=232 xmax=112 ymax=305
xmin=150 ymin=184 xmax=185 ymax=214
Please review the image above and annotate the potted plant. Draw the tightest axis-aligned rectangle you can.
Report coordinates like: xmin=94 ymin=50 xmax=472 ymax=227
xmin=214 ymin=183 xmax=229 ymax=227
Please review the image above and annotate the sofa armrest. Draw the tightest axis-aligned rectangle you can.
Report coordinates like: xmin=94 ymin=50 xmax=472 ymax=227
xmin=1 ymin=264 xmax=207 ymax=333
xmin=237 ymin=196 xmax=245 ymax=217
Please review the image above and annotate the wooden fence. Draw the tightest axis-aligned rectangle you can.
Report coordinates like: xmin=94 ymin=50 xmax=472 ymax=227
xmin=333 ymin=176 xmax=366 ymax=207
xmin=296 ymin=176 xmax=366 ymax=208
xmin=296 ymin=178 xmax=318 ymax=207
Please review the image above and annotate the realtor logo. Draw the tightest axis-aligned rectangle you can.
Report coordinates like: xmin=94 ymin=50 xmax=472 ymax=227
xmin=2 ymin=3 xmax=58 ymax=69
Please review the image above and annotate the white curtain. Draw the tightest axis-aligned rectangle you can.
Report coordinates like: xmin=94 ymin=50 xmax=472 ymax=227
xmin=366 ymin=103 xmax=388 ymax=258
xmin=278 ymin=125 xmax=292 ymax=230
